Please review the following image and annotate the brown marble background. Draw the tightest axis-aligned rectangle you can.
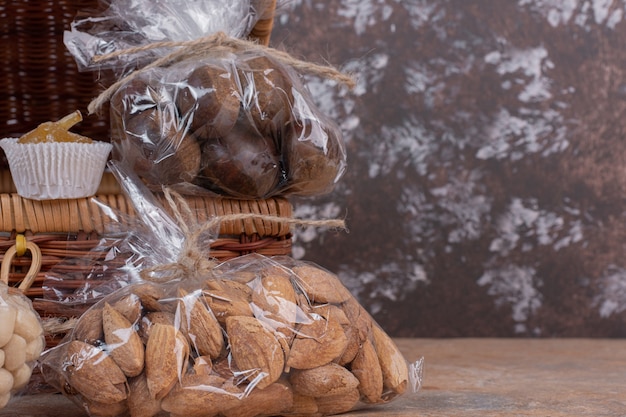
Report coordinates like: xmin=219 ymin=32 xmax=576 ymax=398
xmin=270 ymin=0 xmax=626 ymax=337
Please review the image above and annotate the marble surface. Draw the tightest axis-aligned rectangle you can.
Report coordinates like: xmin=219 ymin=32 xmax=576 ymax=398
xmin=269 ymin=0 xmax=626 ymax=337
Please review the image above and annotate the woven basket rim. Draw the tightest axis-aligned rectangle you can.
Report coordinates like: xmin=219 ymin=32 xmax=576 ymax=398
xmin=0 ymin=192 xmax=293 ymax=237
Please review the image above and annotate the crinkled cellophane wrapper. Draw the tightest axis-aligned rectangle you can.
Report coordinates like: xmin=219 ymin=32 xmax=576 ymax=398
xmin=0 ymin=284 xmax=45 ymax=409
xmin=40 ymin=253 xmax=421 ymax=417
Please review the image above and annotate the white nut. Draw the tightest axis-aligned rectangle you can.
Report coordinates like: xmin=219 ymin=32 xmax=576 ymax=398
xmin=2 ymin=335 xmax=26 ymax=372
xmin=11 ymin=363 xmax=32 ymax=390
xmin=24 ymin=336 xmax=44 ymax=363
xmin=0 ymin=369 xmax=13 ymax=395
xmin=6 ymin=294 xmax=31 ymax=312
xmin=0 ymin=305 xmax=16 ymax=347
xmin=0 ymin=391 xmax=9 ymax=409
xmin=13 ymin=308 xmax=42 ymax=342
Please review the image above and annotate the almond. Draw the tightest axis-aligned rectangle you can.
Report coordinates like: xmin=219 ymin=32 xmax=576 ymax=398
xmin=276 ymin=332 xmax=293 ymax=373
xmin=102 ymin=303 xmax=145 ymax=377
xmin=222 ymin=381 xmax=293 ymax=417
xmin=112 ymin=293 xmax=143 ymax=324
xmin=133 ymin=283 xmax=166 ymax=312
xmin=315 ymin=387 xmax=360 ymax=415
xmin=191 ymin=355 xmax=213 ymax=376
xmin=250 ymin=274 xmax=297 ymax=337
xmin=138 ymin=311 xmax=175 ymax=345
xmin=82 ymin=398 xmax=129 ymax=417
xmin=72 ymin=307 xmax=104 ymax=345
xmin=337 ymin=325 xmax=360 ymax=366
xmin=202 ymin=279 xmax=253 ymax=324
xmin=289 ymin=363 xmax=359 ymax=398
xmin=286 ymin=312 xmax=348 ymax=370
xmin=288 ymin=393 xmax=319 ymax=416
xmin=225 ymin=316 xmax=284 ymax=389
xmin=65 ymin=340 xmax=128 ymax=404
xmin=313 ymin=303 xmax=350 ymax=326
xmin=127 ymin=373 xmax=162 ymax=417
xmin=292 ymin=264 xmax=352 ymax=304
xmin=338 ymin=306 xmax=373 ymax=367
xmin=341 ymin=296 xmax=373 ymax=343
xmin=205 ymin=278 xmax=253 ymax=298
xmin=371 ymin=323 xmax=409 ymax=400
xmin=160 ymin=373 xmax=242 ymax=417
xmin=178 ymin=288 xmax=224 ymax=358
xmin=351 ymin=338 xmax=384 ymax=403
xmin=145 ymin=323 xmax=189 ymax=400
xmin=210 ymin=356 xmax=250 ymax=387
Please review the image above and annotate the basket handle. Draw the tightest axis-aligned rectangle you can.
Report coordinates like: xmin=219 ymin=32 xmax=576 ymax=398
xmin=0 ymin=234 xmax=43 ymax=292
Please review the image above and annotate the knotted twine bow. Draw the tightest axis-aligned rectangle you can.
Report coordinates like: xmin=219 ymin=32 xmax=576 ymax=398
xmin=88 ymin=31 xmax=356 ymax=115
xmin=138 ymin=188 xmax=345 ymax=283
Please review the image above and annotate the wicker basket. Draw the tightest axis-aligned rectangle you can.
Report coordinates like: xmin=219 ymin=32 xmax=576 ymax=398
xmin=0 ymin=0 xmax=287 ymax=346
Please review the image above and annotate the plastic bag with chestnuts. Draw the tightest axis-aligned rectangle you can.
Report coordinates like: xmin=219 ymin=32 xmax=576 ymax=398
xmin=39 ymin=164 xmax=422 ymax=417
xmin=64 ymin=0 xmax=348 ymax=199
xmin=108 ymin=49 xmax=347 ymax=199
xmin=0 ymin=283 xmax=46 ymax=410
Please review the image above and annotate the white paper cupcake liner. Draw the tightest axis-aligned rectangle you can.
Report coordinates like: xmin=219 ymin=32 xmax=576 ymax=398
xmin=0 ymin=138 xmax=113 ymax=200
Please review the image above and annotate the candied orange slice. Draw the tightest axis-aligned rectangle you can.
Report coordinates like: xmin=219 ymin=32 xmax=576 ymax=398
xmin=18 ymin=110 xmax=93 ymax=144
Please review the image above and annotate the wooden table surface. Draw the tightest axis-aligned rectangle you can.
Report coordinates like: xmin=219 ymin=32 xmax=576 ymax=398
xmin=1 ymin=338 xmax=625 ymax=417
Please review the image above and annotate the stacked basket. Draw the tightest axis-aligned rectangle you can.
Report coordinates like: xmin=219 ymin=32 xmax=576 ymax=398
xmin=0 ymin=0 xmax=293 ymax=346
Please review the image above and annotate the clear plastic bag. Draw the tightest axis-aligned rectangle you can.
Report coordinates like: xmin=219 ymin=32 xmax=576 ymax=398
xmin=64 ymin=0 xmax=348 ymax=199
xmin=0 ymin=284 xmax=46 ymax=409
xmin=40 ymin=234 xmax=139 ymax=306
xmin=41 ymin=255 xmax=422 ymax=417
xmin=108 ymin=48 xmax=346 ymax=199
xmin=64 ymin=0 xmax=279 ymax=73
xmin=39 ymin=164 xmax=422 ymax=417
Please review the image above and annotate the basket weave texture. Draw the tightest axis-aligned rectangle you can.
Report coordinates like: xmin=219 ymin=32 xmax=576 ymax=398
xmin=1 ymin=0 xmax=109 ymax=141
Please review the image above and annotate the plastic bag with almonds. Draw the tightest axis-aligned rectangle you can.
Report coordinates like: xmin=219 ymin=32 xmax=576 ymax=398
xmin=39 ymin=164 xmax=422 ymax=417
